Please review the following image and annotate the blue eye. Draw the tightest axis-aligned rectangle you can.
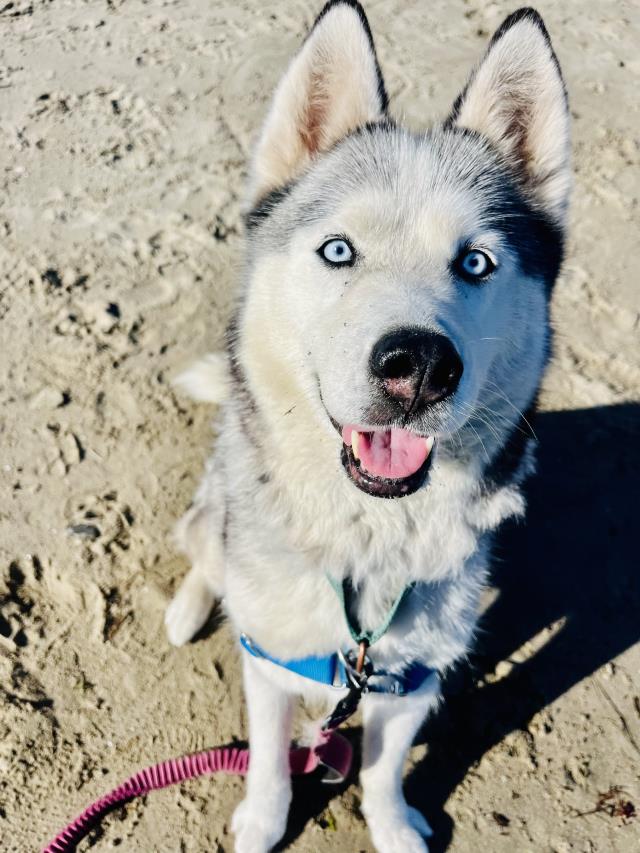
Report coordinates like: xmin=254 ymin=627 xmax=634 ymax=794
xmin=456 ymin=249 xmax=496 ymax=281
xmin=318 ymin=238 xmax=355 ymax=266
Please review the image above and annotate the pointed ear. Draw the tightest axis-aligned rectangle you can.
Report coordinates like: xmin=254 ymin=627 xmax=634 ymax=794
xmin=448 ymin=8 xmax=570 ymax=223
xmin=249 ymin=0 xmax=387 ymax=205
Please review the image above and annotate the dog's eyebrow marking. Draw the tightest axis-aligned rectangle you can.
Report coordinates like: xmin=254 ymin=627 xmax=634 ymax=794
xmin=245 ymin=184 xmax=294 ymax=230
xmin=482 ymin=191 xmax=564 ymax=289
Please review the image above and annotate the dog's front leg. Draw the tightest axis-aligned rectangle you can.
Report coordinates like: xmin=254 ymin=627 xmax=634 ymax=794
xmin=361 ymin=679 xmax=440 ymax=853
xmin=232 ymin=654 xmax=293 ymax=853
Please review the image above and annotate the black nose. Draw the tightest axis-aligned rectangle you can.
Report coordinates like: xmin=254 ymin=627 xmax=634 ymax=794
xmin=370 ymin=328 xmax=463 ymax=412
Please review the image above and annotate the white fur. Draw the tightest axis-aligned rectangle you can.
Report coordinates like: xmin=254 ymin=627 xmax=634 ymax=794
xmin=166 ymin=4 xmax=570 ymax=851
xmin=360 ymin=683 xmax=439 ymax=851
xmin=231 ymin=655 xmax=294 ymax=853
xmin=172 ymin=352 xmax=229 ymax=404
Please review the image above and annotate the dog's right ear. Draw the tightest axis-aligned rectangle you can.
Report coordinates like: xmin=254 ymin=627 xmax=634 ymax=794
xmin=248 ymin=0 xmax=387 ymax=206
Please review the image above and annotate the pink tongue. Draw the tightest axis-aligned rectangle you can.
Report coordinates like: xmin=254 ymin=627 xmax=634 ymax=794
xmin=342 ymin=425 xmax=429 ymax=479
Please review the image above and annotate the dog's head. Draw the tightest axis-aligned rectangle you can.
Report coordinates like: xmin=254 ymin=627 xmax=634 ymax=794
xmin=236 ymin=2 xmax=570 ymax=499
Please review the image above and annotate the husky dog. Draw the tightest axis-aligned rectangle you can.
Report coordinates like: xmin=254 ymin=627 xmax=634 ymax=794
xmin=165 ymin=2 xmax=570 ymax=850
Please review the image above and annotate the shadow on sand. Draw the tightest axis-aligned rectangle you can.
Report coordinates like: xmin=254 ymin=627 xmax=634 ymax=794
xmin=281 ymin=402 xmax=640 ymax=850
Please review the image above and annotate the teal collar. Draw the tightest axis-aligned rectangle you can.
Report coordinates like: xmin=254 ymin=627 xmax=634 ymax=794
xmin=326 ymin=574 xmax=415 ymax=647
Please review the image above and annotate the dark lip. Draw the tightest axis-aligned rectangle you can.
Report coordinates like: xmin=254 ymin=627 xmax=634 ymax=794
xmin=340 ymin=435 xmax=435 ymax=499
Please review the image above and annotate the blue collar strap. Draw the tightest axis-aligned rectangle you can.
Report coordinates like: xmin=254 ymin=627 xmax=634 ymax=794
xmin=240 ymin=634 xmax=436 ymax=696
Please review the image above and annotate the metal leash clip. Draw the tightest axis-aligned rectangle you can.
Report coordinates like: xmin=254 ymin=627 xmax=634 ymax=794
xmin=322 ymin=641 xmax=371 ymax=732
xmin=340 ymin=641 xmax=373 ymax=687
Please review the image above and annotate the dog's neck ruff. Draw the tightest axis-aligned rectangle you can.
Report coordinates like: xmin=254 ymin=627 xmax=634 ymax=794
xmin=240 ymin=578 xmax=436 ymax=696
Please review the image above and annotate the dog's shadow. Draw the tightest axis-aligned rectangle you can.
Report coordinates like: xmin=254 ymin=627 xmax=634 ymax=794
xmin=282 ymin=402 xmax=640 ymax=850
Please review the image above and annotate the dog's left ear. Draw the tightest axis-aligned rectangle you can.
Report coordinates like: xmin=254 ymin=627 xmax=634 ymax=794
xmin=448 ymin=8 xmax=570 ymax=223
xmin=249 ymin=0 xmax=387 ymax=205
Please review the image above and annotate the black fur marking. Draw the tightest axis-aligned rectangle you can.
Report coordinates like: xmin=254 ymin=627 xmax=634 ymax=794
xmin=224 ymin=313 xmax=246 ymax=394
xmin=225 ymin=316 xmax=252 ymax=411
xmin=312 ymin=0 xmax=389 ymax=113
xmin=224 ymin=312 xmax=264 ymax=447
xmin=349 ymin=116 xmax=397 ymax=139
xmin=485 ymin=186 xmax=564 ymax=290
xmin=221 ymin=504 xmax=230 ymax=548
xmin=482 ymin=402 xmax=538 ymax=492
xmin=245 ymin=184 xmax=294 ymax=231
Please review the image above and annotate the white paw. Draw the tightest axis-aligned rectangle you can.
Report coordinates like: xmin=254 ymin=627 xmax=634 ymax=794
xmin=231 ymin=794 xmax=289 ymax=853
xmin=364 ymin=803 xmax=431 ymax=853
xmin=164 ymin=569 xmax=216 ymax=647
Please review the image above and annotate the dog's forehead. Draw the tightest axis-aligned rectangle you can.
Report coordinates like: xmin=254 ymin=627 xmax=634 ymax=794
xmin=301 ymin=127 xmax=506 ymax=233
xmin=288 ymin=127 xmax=509 ymax=258
xmin=327 ymin=188 xmax=491 ymax=259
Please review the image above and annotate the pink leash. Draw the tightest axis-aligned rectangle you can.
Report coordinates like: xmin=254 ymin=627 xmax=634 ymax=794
xmin=42 ymin=729 xmax=352 ymax=852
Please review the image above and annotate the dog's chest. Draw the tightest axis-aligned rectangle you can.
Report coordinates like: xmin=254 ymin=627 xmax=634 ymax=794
xmin=222 ymin=462 xmax=484 ymax=660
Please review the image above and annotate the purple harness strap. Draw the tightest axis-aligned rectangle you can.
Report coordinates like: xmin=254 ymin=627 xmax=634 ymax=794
xmin=42 ymin=729 xmax=352 ymax=853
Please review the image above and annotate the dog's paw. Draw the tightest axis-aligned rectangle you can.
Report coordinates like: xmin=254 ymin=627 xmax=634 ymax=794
xmin=164 ymin=568 xmax=216 ymax=647
xmin=231 ymin=795 xmax=288 ymax=853
xmin=364 ymin=803 xmax=431 ymax=853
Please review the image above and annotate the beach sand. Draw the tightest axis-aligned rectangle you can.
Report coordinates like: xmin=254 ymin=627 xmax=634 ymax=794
xmin=1 ymin=1 xmax=639 ymax=850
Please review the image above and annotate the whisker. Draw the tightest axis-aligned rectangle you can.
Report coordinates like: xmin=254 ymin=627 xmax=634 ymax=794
xmin=471 ymin=402 xmax=532 ymax=438
xmin=465 ymin=337 xmax=509 ymax=345
xmin=458 ymin=400 xmax=503 ymax=444
xmin=464 ymin=417 xmax=490 ymax=462
xmin=483 ymin=380 xmax=538 ymax=440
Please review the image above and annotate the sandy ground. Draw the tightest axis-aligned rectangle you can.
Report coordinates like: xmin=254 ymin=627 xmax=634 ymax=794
xmin=1 ymin=1 xmax=639 ymax=851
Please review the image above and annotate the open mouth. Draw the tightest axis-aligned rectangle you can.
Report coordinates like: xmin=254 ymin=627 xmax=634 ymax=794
xmin=340 ymin=425 xmax=435 ymax=499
